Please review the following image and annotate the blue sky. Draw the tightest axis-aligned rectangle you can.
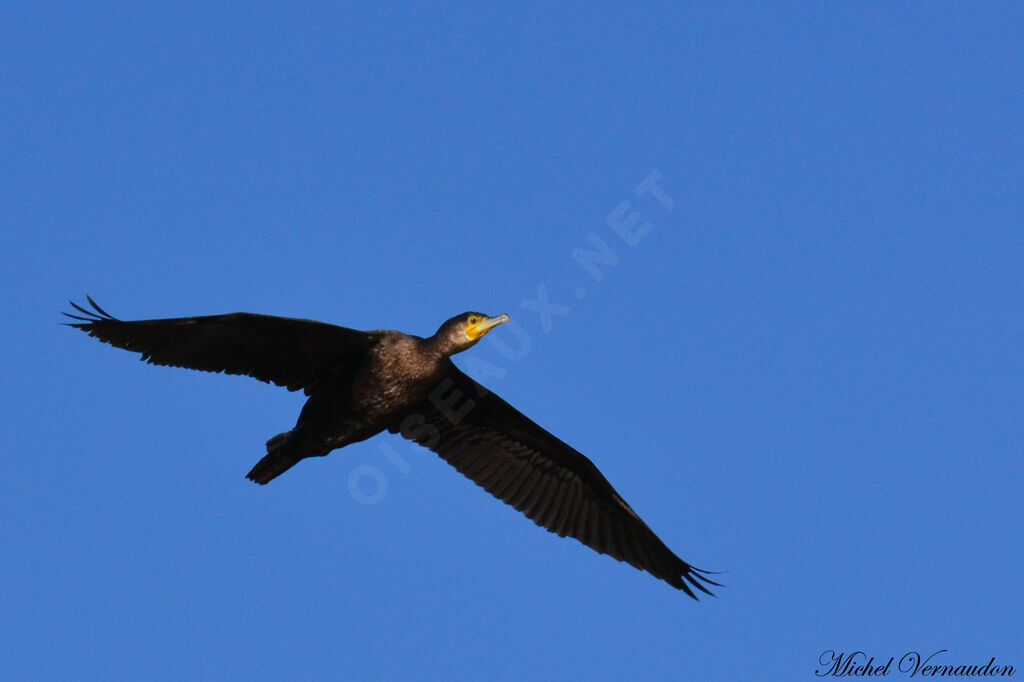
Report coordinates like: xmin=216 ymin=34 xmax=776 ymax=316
xmin=3 ymin=3 xmax=1022 ymax=680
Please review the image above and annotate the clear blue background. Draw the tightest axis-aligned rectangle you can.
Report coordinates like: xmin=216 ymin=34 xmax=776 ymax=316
xmin=3 ymin=3 xmax=1021 ymax=680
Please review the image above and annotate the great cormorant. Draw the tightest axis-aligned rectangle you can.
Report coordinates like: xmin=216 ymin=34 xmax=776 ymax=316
xmin=65 ymin=296 xmax=717 ymax=597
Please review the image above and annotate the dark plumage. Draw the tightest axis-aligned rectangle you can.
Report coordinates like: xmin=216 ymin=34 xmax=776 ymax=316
xmin=64 ymin=296 xmax=717 ymax=597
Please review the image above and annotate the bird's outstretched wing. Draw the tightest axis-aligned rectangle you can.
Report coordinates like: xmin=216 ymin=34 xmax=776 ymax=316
xmin=389 ymin=361 xmax=718 ymax=597
xmin=64 ymin=296 xmax=375 ymax=394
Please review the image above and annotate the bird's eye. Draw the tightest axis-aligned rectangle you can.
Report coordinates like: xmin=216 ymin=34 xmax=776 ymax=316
xmin=468 ymin=316 xmax=479 ymax=325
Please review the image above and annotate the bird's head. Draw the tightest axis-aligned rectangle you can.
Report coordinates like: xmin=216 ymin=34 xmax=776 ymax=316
xmin=432 ymin=311 xmax=510 ymax=355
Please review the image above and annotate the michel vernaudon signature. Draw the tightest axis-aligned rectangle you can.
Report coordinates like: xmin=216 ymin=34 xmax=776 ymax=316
xmin=816 ymin=650 xmax=1015 ymax=678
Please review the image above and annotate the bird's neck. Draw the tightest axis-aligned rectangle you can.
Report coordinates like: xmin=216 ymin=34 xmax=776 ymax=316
xmin=422 ymin=332 xmax=465 ymax=359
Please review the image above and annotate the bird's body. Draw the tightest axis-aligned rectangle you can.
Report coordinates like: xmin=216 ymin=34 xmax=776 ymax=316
xmin=65 ymin=297 xmax=717 ymax=597
xmin=251 ymin=331 xmax=449 ymax=482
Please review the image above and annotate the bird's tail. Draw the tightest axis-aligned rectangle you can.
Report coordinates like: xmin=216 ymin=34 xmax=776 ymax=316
xmin=246 ymin=431 xmax=309 ymax=485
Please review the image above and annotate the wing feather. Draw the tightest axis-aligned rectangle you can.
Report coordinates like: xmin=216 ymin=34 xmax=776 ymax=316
xmin=389 ymin=362 xmax=718 ymax=596
xmin=64 ymin=297 xmax=374 ymax=394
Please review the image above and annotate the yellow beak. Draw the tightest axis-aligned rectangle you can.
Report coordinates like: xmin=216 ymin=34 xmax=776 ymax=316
xmin=466 ymin=313 xmax=510 ymax=340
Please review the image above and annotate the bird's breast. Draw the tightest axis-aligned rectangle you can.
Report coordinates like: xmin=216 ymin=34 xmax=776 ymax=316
xmin=351 ymin=336 xmax=440 ymax=417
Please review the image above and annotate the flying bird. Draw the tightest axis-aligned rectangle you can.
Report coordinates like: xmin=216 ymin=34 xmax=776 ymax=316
xmin=65 ymin=296 xmax=717 ymax=597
